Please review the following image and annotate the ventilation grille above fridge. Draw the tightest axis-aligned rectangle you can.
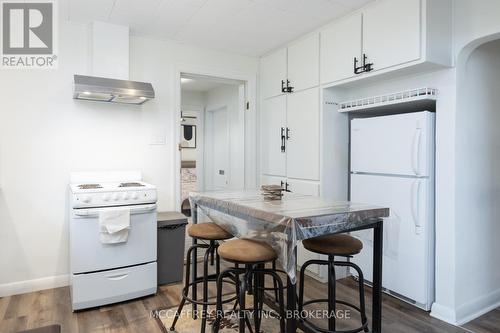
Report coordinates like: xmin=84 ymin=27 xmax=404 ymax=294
xmin=337 ymin=88 xmax=438 ymax=114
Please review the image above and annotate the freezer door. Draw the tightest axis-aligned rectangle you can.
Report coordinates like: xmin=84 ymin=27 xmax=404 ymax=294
xmin=351 ymin=111 xmax=434 ymax=177
xmin=350 ymin=174 xmax=434 ymax=307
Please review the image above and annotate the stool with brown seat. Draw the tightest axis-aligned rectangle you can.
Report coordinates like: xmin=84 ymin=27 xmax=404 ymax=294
xmin=213 ymin=239 xmax=286 ymax=333
xmin=298 ymin=234 xmax=369 ymax=333
xmin=170 ymin=222 xmax=235 ymax=333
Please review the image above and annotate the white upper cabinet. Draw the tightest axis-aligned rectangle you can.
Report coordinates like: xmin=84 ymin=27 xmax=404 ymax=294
xmin=288 ymin=34 xmax=320 ymax=92
xmin=286 ymin=88 xmax=320 ymax=181
xmin=261 ymin=33 xmax=320 ymax=99
xmin=320 ymin=13 xmax=362 ymax=84
xmin=320 ymin=0 xmax=451 ymax=85
xmin=261 ymin=48 xmax=287 ymax=99
xmin=261 ymin=95 xmax=287 ymax=177
xmin=362 ymin=0 xmax=421 ymax=71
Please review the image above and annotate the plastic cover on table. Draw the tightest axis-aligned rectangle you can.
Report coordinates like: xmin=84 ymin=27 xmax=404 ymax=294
xmin=189 ymin=190 xmax=389 ymax=283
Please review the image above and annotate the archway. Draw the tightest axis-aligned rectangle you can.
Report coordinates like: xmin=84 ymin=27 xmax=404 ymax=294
xmin=454 ymin=34 xmax=500 ymax=323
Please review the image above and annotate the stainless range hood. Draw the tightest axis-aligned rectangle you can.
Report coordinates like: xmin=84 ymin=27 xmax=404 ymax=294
xmin=73 ymin=75 xmax=155 ymax=105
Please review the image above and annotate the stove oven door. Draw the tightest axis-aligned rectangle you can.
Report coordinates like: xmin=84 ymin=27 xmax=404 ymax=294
xmin=70 ymin=203 xmax=157 ymax=274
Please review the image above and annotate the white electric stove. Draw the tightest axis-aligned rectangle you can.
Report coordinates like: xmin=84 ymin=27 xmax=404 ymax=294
xmin=69 ymin=171 xmax=157 ymax=311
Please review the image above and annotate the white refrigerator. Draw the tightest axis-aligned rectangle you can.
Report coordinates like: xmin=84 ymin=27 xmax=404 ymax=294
xmin=350 ymin=111 xmax=435 ymax=310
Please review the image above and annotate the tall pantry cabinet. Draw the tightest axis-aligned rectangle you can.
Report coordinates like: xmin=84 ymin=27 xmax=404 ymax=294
xmin=260 ymin=33 xmax=321 ymax=196
xmin=260 ymin=33 xmax=327 ymax=279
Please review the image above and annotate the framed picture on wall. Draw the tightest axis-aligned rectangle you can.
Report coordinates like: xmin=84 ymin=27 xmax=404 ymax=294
xmin=181 ymin=124 xmax=196 ymax=148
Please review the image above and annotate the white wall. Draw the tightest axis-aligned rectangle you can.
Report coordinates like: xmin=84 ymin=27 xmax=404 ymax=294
xmin=0 ymin=18 xmax=257 ymax=295
xmin=454 ymin=40 xmax=500 ymax=322
xmin=205 ymin=85 xmax=244 ymax=190
xmin=181 ymin=91 xmax=205 ymax=162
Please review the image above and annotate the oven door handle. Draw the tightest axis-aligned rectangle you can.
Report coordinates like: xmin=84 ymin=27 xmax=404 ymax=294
xmin=74 ymin=204 xmax=157 ymax=217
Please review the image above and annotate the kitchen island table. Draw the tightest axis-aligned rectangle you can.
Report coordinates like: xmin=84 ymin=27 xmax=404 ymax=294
xmin=188 ymin=190 xmax=389 ymax=333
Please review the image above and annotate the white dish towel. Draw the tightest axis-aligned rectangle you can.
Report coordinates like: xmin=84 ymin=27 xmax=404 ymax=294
xmin=99 ymin=209 xmax=131 ymax=244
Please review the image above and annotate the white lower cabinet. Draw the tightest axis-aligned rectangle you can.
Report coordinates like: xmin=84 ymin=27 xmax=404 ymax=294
xmin=286 ymin=179 xmax=319 ymax=196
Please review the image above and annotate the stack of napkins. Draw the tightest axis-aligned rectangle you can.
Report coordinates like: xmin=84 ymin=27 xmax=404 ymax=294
xmin=260 ymin=184 xmax=283 ymax=201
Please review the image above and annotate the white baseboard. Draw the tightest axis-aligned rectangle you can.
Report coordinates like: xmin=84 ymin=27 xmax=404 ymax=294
xmin=430 ymin=302 xmax=458 ymax=325
xmin=431 ymin=288 xmax=500 ymax=326
xmin=455 ymin=288 xmax=500 ymax=325
xmin=0 ymin=274 xmax=69 ymax=297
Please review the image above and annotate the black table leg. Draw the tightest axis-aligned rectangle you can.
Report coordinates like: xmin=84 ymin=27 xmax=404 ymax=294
xmin=192 ymin=204 xmax=198 ymax=317
xmin=372 ymin=221 xmax=383 ymax=333
xmin=286 ymin=248 xmax=297 ymax=333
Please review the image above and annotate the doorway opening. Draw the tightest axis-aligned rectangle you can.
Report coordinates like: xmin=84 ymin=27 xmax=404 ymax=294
xmin=179 ymin=74 xmax=245 ymax=206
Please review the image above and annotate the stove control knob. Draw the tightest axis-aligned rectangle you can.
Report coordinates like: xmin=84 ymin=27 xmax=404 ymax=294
xmin=102 ymin=194 xmax=110 ymax=202
xmin=123 ymin=192 xmax=130 ymax=200
xmin=82 ymin=195 xmax=91 ymax=203
xmin=112 ymin=193 xmax=120 ymax=201
xmin=131 ymin=192 xmax=138 ymax=200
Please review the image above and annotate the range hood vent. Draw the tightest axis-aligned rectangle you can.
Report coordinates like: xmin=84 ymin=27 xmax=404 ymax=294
xmin=73 ymin=75 xmax=155 ymax=105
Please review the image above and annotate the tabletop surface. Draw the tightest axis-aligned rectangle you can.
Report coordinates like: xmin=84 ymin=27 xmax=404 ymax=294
xmin=189 ymin=190 xmax=389 ymax=225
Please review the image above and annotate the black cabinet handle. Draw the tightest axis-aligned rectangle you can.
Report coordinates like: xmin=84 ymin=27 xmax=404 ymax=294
xmin=286 ymin=127 xmax=291 ymax=140
xmin=354 ymin=54 xmax=374 ymax=74
xmin=281 ymin=80 xmax=287 ymax=93
xmin=286 ymin=79 xmax=294 ymax=93
xmin=280 ymin=127 xmax=286 ymax=152
xmin=280 ymin=181 xmax=291 ymax=192
xmin=362 ymin=53 xmax=373 ymax=72
xmin=354 ymin=56 xmax=363 ymax=74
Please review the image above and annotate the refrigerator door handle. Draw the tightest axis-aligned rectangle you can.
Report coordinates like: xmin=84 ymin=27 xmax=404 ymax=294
xmin=412 ymin=129 xmax=422 ymax=176
xmin=411 ymin=180 xmax=423 ymax=234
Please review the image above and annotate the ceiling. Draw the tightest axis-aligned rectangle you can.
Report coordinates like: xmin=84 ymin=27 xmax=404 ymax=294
xmin=66 ymin=0 xmax=373 ymax=57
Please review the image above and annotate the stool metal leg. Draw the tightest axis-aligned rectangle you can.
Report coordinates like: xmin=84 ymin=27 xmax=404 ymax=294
xmin=171 ymin=244 xmax=200 ymax=330
xmin=254 ymin=268 xmax=286 ymax=333
xmin=335 ymin=260 xmax=369 ymax=333
xmin=272 ymin=261 xmax=279 ymax=302
xmin=200 ymin=244 xmax=213 ymax=333
xmin=239 ymin=272 xmax=247 ymax=333
xmin=328 ymin=255 xmax=337 ymax=332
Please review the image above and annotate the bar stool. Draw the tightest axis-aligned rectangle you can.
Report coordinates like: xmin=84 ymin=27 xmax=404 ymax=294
xmin=298 ymin=234 xmax=369 ymax=333
xmin=213 ymin=239 xmax=286 ymax=333
xmin=170 ymin=223 xmax=235 ymax=333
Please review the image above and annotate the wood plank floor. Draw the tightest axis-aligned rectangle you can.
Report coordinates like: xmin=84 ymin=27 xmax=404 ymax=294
xmin=0 ymin=266 xmax=497 ymax=333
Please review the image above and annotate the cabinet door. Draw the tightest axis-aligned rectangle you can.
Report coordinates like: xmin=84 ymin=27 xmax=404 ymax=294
xmin=260 ymin=175 xmax=285 ymax=187
xmin=286 ymin=88 xmax=320 ymax=181
xmin=363 ymin=0 xmax=421 ymax=71
xmin=320 ymin=12 xmax=362 ymax=84
xmin=288 ymin=33 xmax=319 ymax=92
xmin=261 ymin=96 xmax=286 ymax=177
xmin=261 ymin=48 xmax=287 ymax=99
xmin=286 ymin=179 xmax=319 ymax=196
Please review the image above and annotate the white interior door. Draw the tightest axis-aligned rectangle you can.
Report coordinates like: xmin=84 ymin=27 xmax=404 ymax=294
xmin=206 ymin=107 xmax=230 ymax=190
xmin=286 ymin=88 xmax=320 ymax=180
xmin=320 ymin=12 xmax=362 ymax=84
xmin=350 ymin=173 xmax=432 ymax=306
xmin=261 ymin=96 xmax=287 ymax=177
xmin=362 ymin=0 xmax=421 ymax=71
xmin=287 ymin=33 xmax=319 ymax=92
xmin=351 ymin=111 xmax=433 ymax=176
